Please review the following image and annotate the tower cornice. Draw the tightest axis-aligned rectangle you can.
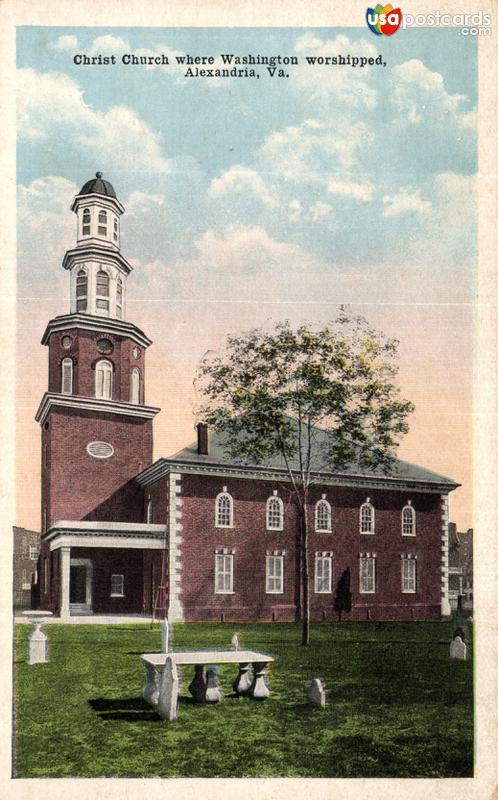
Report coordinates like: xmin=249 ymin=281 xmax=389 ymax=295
xmin=35 ymin=392 xmax=161 ymax=426
xmin=62 ymin=244 xmax=133 ymax=275
xmin=41 ymin=314 xmax=152 ymax=348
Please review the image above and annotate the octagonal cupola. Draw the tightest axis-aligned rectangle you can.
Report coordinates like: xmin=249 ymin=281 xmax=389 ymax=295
xmin=63 ymin=172 xmax=132 ymax=321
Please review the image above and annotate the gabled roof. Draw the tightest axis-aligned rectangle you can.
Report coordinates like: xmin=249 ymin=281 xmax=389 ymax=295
xmin=137 ymin=424 xmax=460 ymax=491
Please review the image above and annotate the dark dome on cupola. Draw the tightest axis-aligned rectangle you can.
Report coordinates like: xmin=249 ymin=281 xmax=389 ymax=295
xmin=78 ymin=171 xmax=117 ymax=198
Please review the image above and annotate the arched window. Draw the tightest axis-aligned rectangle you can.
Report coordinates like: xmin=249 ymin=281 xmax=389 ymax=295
xmin=266 ymin=494 xmax=284 ymax=531
xmin=146 ymin=497 xmax=153 ymax=524
xmin=76 ymin=269 xmax=87 ymax=312
xmin=215 ymin=490 xmax=233 ymax=528
xmin=360 ymin=499 xmax=375 ymax=534
xmin=61 ymin=357 xmax=73 ymax=395
xmin=21 ymin=537 xmax=28 ymax=558
xmin=113 ymin=218 xmax=118 ymax=242
xmin=116 ymin=277 xmax=123 ymax=319
xmin=96 ymin=269 xmax=110 ymax=315
xmin=402 ymin=503 xmax=416 ymax=536
xmin=131 ymin=367 xmax=140 ymax=404
xmin=82 ymin=208 xmax=91 ymax=236
xmin=315 ymin=498 xmax=332 ymax=532
xmin=95 ymin=359 xmax=113 ymax=400
xmin=98 ymin=209 xmax=107 ymax=236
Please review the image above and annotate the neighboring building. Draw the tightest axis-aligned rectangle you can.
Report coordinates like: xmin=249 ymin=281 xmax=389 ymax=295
xmin=33 ymin=173 xmax=460 ymax=622
xmin=13 ymin=527 xmax=40 ymax=611
xmin=448 ymin=523 xmax=473 ymax=610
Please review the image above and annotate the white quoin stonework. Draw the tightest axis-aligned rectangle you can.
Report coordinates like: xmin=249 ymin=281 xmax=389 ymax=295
xmin=168 ymin=473 xmax=184 ymax=621
xmin=440 ymin=494 xmax=451 ymax=617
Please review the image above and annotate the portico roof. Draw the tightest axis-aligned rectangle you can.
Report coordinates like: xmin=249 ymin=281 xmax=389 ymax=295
xmin=43 ymin=520 xmax=167 ymax=551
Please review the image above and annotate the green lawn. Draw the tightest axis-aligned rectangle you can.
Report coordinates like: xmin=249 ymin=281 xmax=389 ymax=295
xmin=14 ymin=620 xmax=473 ymax=778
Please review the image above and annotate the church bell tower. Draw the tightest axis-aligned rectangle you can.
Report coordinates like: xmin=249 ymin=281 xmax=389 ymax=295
xmin=35 ymin=173 xmax=160 ymax=531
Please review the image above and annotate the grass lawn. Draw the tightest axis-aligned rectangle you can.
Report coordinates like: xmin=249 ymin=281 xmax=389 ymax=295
xmin=14 ymin=620 xmax=473 ymax=778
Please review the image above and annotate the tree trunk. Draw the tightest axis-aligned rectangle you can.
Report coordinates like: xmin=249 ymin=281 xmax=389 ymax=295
xmin=300 ymin=504 xmax=310 ymax=646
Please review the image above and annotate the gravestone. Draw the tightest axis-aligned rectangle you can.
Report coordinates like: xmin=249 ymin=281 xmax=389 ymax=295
xmin=231 ymin=633 xmax=240 ymax=651
xmin=450 ymin=635 xmax=467 ymax=661
xmin=308 ymin=677 xmax=327 ymax=707
xmin=205 ymin=666 xmax=223 ymax=703
xmin=161 ymin=618 xmax=173 ymax=653
xmin=156 ymin=656 xmax=179 ymax=720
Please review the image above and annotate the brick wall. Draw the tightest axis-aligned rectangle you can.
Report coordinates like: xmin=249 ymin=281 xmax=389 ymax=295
xmin=163 ymin=473 xmax=442 ymax=622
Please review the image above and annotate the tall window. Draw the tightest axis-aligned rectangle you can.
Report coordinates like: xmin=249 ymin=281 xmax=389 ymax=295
xmin=76 ymin=269 xmax=87 ymax=312
xmin=96 ymin=269 xmax=110 ymax=315
xmin=22 ymin=569 xmax=30 ymax=590
xmin=146 ymin=497 xmax=153 ymax=523
xmin=82 ymin=208 xmax=91 ymax=235
xmin=113 ymin=218 xmax=118 ymax=242
xmin=215 ymin=553 xmax=234 ymax=593
xmin=401 ymin=558 xmax=417 ymax=593
xmin=315 ymin=498 xmax=332 ymax=532
xmin=29 ymin=545 xmax=38 ymax=560
xmin=61 ymin=358 xmax=73 ymax=395
xmin=266 ymin=555 xmax=284 ymax=593
xmin=360 ymin=500 xmax=375 ymax=534
xmin=315 ymin=554 xmax=332 ymax=593
xmin=215 ymin=490 xmax=233 ymax=527
xmin=359 ymin=556 xmax=376 ymax=593
xmin=95 ymin=359 xmax=113 ymax=400
xmin=402 ymin=504 xmax=416 ymax=536
xmin=116 ymin=277 xmax=123 ymax=319
xmin=266 ymin=494 xmax=284 ymax=530
xmin=98 ymin=209 xmax=107 ymax=236
xmin=21 ymin=538 xmax=28 ymax=557
xmin=131 ymin=367 xmax=140 ymax=404
xmin=110 ymin=574 xmax=124 ymax=597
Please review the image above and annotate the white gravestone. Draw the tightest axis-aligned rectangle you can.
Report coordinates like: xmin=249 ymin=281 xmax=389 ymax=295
xmin=231 ymin=633 xmax=240 ymax=651
xmin=308 ymin=678 xmax=327 ymax=707
xmin=205 ymin=667 xmax=223 ymax=703
xmin=161 ymin=618 xmax=173 ymax=653
xmin=156 ymin=656 xmax=180 ymax=720
xmin=450 ymin=635 xmax=467 ymax=661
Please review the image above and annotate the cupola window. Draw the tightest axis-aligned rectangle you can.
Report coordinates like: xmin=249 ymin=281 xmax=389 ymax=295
xmin=76 ymin=269 xmax=87 ymax=313
xmin=61 ymin=358 xmax=73 ymax=395
xmin=82 ymin=208 xmax=91 ymax=236
xmin=113 ymin=218 xmax=118 ymax=242
xmin=98 ymin=209 xmax=107 ymax=236
xmin=95 ymin=359 xmax=113 ymax=400
xmin=131 ymin=367 xmax=140 ymax=405
xmin=116 ymin=277 xmax=123 ymax=319
xmin=96 ymin=269 xmax=110 ymax=315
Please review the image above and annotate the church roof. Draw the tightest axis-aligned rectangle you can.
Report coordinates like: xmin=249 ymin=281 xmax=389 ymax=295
xmin=137 ymin=423 xmax=460 ymax=491
xmin=78 ymin=171 xmax=117 ymax=198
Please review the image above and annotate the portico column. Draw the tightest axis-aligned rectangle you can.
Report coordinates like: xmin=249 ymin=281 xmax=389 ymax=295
xmin=60 ymin=546 xmax=71 ymax=619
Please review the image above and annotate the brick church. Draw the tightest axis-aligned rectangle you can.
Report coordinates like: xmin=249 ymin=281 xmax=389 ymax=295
xmin=36 ymin=173 xmax=459 ymax=622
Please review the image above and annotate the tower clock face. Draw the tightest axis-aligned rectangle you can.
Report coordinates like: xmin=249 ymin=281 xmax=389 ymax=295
xmin=97 ymin=338 xmax=113 ymax=354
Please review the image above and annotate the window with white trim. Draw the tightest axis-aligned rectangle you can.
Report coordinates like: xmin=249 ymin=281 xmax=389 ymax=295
xmin=21 ymin=538 xmax=28 ymax=558
xmin=110 ymin=574 xmax=124 ymax=597
xmin=315 ymin=554 xmax=333 ymax=593
xmin=401 ymin=558 xmax=417 ymax=593
xmin=315 ymin=498 xmax=332 ymax=532
xmin=61 ymin=357 xmax=73 ymax=395
xmin=215 ymin=554 xmax=234 ymax=593
xmin=96 ymin=269 xmax=110 ymax=315
xmin=95 ymin=359 xmax=113 ymax=400
xmin=98 ymin=209 xmax=107 ymax=236
xmin=215 ymin=491 xmax=233 ymax=527
xmin=82 ymin=208 xmax=91 ymax=236
xmin=131 ymin=367 xmax=140 ymax=404
xmin=76 ymin=269 xmax=87 ymax=312
xmin=359 ymin=556 xmax=376 ymax=593
xmin=266 ymin=495 xmax=284 ymax=531
xmin=402 ymin=504 xmax=416 ymax=536
xmin=266 ymin=555 xmax=284 ymax=594
xmin=116 ymin=277 xmax=123 ymax=319
xmin=146 ymin=497 xmax=153 ymax=523
xmin=360 ymin=500 xmax=375 ymax=534
xmin=29 ymin=545 xmax=38 ymax=560
xmin=22 ymin=569 xmax=30 ymax=590
xmin=113 ymin=218 xmax=118 ymax=242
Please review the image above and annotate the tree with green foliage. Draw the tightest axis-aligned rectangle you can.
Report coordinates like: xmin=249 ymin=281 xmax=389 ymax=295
xmin=196 ymin=310 xmax=414 ymax=645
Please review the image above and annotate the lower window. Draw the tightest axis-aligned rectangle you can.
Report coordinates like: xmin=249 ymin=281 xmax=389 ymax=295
xmin=359 ymin=556 xmax=376 ymax=594
xmin=266 ymin=555 xmax=284 ymax=594
xmin=315 ymin=554 xmax=332 ymax=593
xmin=215 ymin=553 xmax=234 ymax=593
xmin=110 ymin=574 xmax=124 ymax=597
xmin=401 ymin=558 xmax=417 ymax=593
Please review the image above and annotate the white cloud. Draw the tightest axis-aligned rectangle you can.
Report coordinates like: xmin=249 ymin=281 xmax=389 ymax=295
xmin=310 ymin=201 xmax=332 ymax=221
xmin=293 ymin=33 xmax=378 ymax=110
xmin=382 ymin=187 xmax=431 ymax=217
xmin=208 ymin=165 xmax=277 ymax=207
xmin=288 ymin=199 xmax=302 ymax=221
xmin=391 ymin=59 xmax=474 ymax=126
xmin=17 ymin=68 xmax=170 ymax=173
xmin=125 ymin=191 xmax=165 ymax=217
xmin=89 ymin=34 xmax=130 ymax=54
xmin=53 ymin=35 xmax=78 ymax=51
xmin=327 ymin=179 xmax=375 ymax=203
